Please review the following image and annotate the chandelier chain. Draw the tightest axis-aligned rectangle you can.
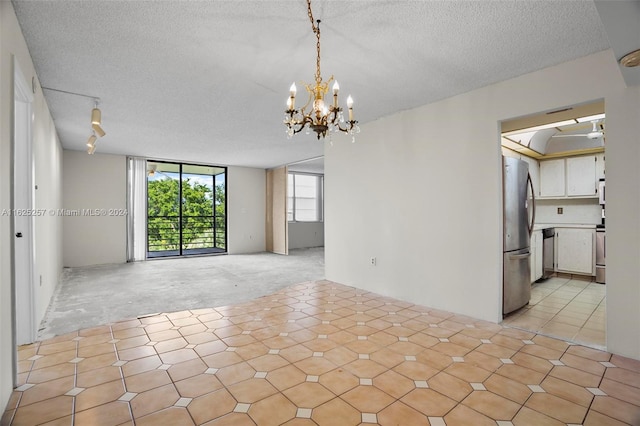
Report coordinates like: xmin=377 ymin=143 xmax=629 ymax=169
xmin=306 ymin=0 xmax=322 ymax=85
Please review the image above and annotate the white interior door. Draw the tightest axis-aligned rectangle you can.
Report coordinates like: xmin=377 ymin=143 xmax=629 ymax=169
xmin=13 ymin=58 xmax=36 ymax=346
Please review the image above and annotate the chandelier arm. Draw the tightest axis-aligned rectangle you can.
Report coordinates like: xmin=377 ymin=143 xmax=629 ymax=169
xmin=300 ymin=90 xmax=315 ymax=114
xmin=288 ymin=115 xmax=315 ymax=136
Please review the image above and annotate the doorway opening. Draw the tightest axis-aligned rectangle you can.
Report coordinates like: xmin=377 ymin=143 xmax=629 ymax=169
xmin=500 ymin=100 xmax=606 ymax=350
xmin=146 ymin=161 xmax=227 ymax=258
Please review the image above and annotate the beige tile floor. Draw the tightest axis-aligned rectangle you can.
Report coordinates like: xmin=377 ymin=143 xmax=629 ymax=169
xmin=503 ymin=277 xmax=606 ymax=350
xmin=3 ymin=280 xmax=640 ymax=425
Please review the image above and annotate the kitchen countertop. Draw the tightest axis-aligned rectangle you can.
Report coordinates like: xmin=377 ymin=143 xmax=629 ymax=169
xmin=533 ymin=223 xmax=598 ymax=230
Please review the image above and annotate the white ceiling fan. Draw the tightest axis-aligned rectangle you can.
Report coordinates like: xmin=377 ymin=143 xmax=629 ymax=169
xmin=552 ymin=120 xmax=604 ymax=140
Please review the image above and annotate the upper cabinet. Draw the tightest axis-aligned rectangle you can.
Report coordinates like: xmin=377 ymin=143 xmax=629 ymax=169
xmin=540 ymin=159 xmax=565 ymax=197
xmin=539 ymin=154 xmax=604 ymax=199
xmin=566 ymin=156 xmax=596 ymax=196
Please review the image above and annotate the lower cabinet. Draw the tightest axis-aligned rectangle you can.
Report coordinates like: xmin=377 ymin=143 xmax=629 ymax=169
xmin=530 ymin=230 xmax=543 ymax=283
xmin=556 ymin=228 xmax=595 ymax=275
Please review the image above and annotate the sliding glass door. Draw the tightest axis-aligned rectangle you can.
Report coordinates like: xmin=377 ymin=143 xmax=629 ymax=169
xmin=147 ymin=161 xmax=226 ymax=258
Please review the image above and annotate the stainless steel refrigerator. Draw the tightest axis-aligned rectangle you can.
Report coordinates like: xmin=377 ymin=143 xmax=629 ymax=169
xmin=503 ymin=156 xmax=535 ymax=315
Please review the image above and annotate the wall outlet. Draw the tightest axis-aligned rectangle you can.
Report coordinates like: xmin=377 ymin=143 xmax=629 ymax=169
xmin=557 ymin=207 xmax=563 ymax=214
xmin=370 ymin=257 xmax=377 ymax=266
xmin=40 ymin=275 xmax=43 ymax=286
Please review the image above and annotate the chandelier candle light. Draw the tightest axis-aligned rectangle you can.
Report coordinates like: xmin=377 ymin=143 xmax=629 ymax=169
xmin=284 ymin=0 xmax=360 ymax=141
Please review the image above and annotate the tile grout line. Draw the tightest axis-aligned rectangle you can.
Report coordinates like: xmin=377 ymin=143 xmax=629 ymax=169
xmin=502 ymin=335 xmax=571 ymax=424
xmin=580 ymin=350 xmax=614 ymax=425
xmin=71 ymin=330 xmax=79 ymax=426
xmin=537 ymin=280 xmax=589 ymax=335
xmin=112 ymin=324 xmax=136 ymax=425
xmin=506 ymin=277 xmax=606 ymax=349
xmin=15 ymin=339 xmax=41 ymax=418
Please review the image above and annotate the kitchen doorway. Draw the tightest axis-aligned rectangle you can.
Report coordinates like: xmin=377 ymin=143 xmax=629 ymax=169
xmin=500 ymin=100 xmax=606 ymax=350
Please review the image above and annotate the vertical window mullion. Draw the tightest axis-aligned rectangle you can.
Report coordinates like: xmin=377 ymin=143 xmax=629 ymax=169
xmin=179 ymin=163 xmax=183 ymax=255
xmin=318 ymin=175 xmax=323 ymax=222
xmin=211 ymin=175 xmax=218 ymax=247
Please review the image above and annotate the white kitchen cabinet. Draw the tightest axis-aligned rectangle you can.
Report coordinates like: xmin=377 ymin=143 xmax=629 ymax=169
xmin=556 ymin=228 xmax=594 ymax=275
xmin=539 ymin=154 xmax=604 ymax=198
xmin=566 ymin=156 xmax=597 ymax=196
xmin=540 ymin=159 xmax=565 ymax=197
xmin=530 ymin=230 xmax=543 ymax=282
xmin=595 ymin=153 xmax=605 ymax=181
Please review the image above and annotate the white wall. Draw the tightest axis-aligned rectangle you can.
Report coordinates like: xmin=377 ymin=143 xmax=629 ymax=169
xmin=325 ymin=50 xmax=640 ymax=360
xmin=289 ymin=222 xmax=324 ymax=249
xmin=0 ymin=1 xmax=63 ymax=410
xmin=62 ymin=150 xmax=127 ymax=267
xmin=33 ymin=100 xmax=64 ymax=323
xmin=605 ymin=86 xmax=640 ymax=359
xmin=62 ymin=159 xmax=265 ymax=263
xmin=227 ymin=166 xmax=266 ymax=254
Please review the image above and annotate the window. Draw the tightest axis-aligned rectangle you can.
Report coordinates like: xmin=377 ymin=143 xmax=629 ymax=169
xmin=146 ymin=161 xmax=227 ymax=258
xmin=288 ymin=173 xmax=323 ymax=222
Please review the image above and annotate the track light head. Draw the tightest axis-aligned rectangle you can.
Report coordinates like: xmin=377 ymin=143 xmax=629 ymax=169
xmin=87 ymin=100 xmax=105 ymax=154
xmin=87 ymin=142 xmax=97 ymax=155
xmin=92 ymin=123 xmax=106 ymax=137
xmin=86 ymin=134 xmax=97 ymax=147
xmin=91 ymin=107 xmax=101 ymax=125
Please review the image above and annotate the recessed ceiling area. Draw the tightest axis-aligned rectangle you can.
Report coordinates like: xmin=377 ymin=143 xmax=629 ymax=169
xmin=287 ymin=157 xmax=324 ymax=175
xmin=11 ymin=0 xmax=613 ymax=169
xmin=501 ymin=101 xmax=606 ymax=159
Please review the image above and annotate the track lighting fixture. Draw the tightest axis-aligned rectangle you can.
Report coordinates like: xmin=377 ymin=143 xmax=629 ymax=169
xmin=85 ymin=100 xmax=106 ymax=153
xmin=39 ymin=87 xmax=107 ymax=155
xmin=92 ymin=123 xmax=106 ymax=138
xmin=91 ymin=101 xmax=106 ymax=138
xmin=86 ymin=131 xmax=97 ymax=155
xmin=91 ymin=106 xmax=101 ymax=125
xmin=87 ymin=141 xmax=98 ymax=155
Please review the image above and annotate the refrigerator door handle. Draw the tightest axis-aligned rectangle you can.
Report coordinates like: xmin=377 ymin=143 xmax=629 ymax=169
xmin=509 ymin=252 xmax=531 ymax=260
xmin=527 ymin=172 xmax=536 ymax=237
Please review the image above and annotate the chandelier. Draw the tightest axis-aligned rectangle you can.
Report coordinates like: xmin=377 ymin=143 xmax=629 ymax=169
xmin=284 ymin=0 xmax=360 ymax=141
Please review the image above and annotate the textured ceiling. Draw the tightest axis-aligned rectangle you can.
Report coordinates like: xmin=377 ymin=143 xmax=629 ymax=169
xmin=12 ymin=1 xmax=612 ymax=169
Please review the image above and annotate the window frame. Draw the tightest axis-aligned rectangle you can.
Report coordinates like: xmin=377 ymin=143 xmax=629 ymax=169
xmin=145 ymin=160 xmax=227 ymax=257
xmin=287 ymin=172 xmax=324 ymax=223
